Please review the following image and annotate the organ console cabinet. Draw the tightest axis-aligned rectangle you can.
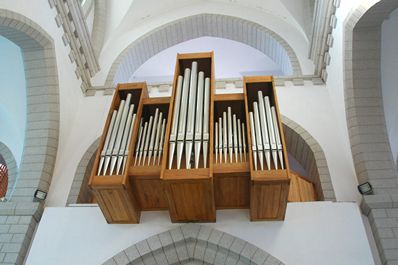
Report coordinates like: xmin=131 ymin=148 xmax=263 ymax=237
xmin=89 ymin=52 xmax=290 ymax=224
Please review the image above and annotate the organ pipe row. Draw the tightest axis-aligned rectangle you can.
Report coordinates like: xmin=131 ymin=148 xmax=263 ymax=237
xmin=214 ymin=107 xmax=247 ymax=164
xmin=134 ymin=108 xmax=167 ymax=166
xmin=97 ymin=93 xmax=136 ymax=176
xmin=168 ymin=61 xmax=210 ymax=169
xmin=249 ymin=91 xmax=284 ymax=171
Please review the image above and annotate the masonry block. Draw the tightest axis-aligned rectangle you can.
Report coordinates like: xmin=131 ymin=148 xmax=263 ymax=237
xmin=136 ymin=240 xmax=151 ymax=256
xmin=113 ymin=251 xmax=129 ymax=265
xmin=214 ymin=248 xmax=228 ymax=265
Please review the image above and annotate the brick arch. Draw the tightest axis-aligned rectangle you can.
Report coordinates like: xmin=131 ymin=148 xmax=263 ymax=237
xmin=282 ymin=116 xmax=335 ymax=201
xmin=102 ymin=224 xmax=284 ymax=265
xmin=344 ymin=1 xmax=398 ymax=196
xmin=67 ymin=138 xmax=100 ymax=205
xmin=106 ymin=14 xmax=302 ymax=86
xmin=0 ymin=142 xmax=17 ymax=200
xmin=343 ymin=2 xmax=398 ymax=265
xmin=0 ymin=9 xmax=60 ymax=202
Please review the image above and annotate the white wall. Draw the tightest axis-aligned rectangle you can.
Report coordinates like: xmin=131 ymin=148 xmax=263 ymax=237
xmin=26 ymin=202 xmax=375 ymax=265
xmin=277 ymin=82 xmax=359 ymax=202
xmin=0 ymin=36 xmax=26 ymax=166
xmin=131 ymin=37 xmax=283 ymax=83
xmin=381 ymin=7 xmax=398 ymax=164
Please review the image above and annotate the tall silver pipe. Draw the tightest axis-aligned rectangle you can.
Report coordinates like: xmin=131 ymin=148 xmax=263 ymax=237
xmin=223 ymin=112 xmax=227 ymax=163
xmin=218 ymin=117 xmax=223 ymax=164
xmin=122 ymin=113 xmax=136 ymax=174
xmin=202 ymin=77 xmax=210 ymax=168
xmin=227 ymin=107 xmax=233 ymax=163
xmin=134 ymin=119 xmax=143 ymax=166
xmin=147 ymin=108 xmax=159 ymax=165
xmin=233 ymin=114 xmax=238 ymax=163
xmin=158 ymin=118 xmax=166 ymax=166
xmin=237 ymin=118 xmax=242 ymax=163
xmin=242 ymin=122 xmax=247 ymax=161
xmin=110 ymin=94 xmax=132 ymax=175
xmin=253 ymin=102 xmax=264 ymax=170
xmin=185 ymin=62 xmax=198 ymax=169
xmin=215 ymin=122 xmax=218 ymax=164
xmin=153 ymin=112 xmax=163 ymax=166
xmin=98 ymin=110 xmax=117 ymax=175
xmin=258 ymin=91 xmax=271 ymax=170
xmin=194 ymin=72 xmax=205 ymax=169
xmin=142 ymin=116 xmax=153 ymax=166
xmin=137 ymin=121 xmax=148 ymax=166
xmin=116 ymin=105 xmax=135 ymax=175
xmin=168 ymin=75 xmax=183 ymax=169
xmin=271 ymin=107 xmax=284 ymax=169
xmin=264 ymin=96 xmax=278 ymax=169
xmin=176 ymin=68 xmax=191 ymax=169
xmin=249 ymin=112 xmax=257 ymax=171
xmin=103 ymin=99 xmax=125 ymax=175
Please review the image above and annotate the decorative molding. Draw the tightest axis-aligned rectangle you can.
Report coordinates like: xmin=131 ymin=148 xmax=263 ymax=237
xmin=49 ymin=0 xmax=100 ymax=94
xmin=309 ymin=0 xmax=338 ymax=80
xmin=87 ymin=75 xmax=324 ymax=96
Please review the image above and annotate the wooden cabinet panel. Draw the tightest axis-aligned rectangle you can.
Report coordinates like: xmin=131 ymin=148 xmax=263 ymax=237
xmin=250 ymin=179 xmax=289 ymax=221
xmin=164 ymin=179 xmax=216 ymax=222
xmin=132 ymin=176 xmax=168 ymax=210
xmin=214 ymin=174 xmax=250 ymax=209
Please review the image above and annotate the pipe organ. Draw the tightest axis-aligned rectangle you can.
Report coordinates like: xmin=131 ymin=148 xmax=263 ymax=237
xmin=89 ymin=52 xmax=291 ymax=223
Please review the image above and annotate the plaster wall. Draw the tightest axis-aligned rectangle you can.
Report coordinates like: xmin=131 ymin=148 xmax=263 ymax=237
xmin=277 ymin=82 xmax=359 ymax=202
xmin=0 ymin=37 xmax=26 ymax=166
xmin=25 ymin=202 xmax=375 ymax=265
xmin=381 ymin=7 xmax=398 ymax=164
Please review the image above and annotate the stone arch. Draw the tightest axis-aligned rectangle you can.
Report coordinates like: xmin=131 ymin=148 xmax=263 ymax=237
xmin=102 ymin=224 xmax=284 ymax=265
xmin=344 ymin=1 xmax=398 ymax=195
xmin=91 ymin=0 xmax=107 ymax=57
xmin=282 ymin=116 xmax=336 ymax=201
xmin=343 ymin=2 xmax=398 ymax=265
xmin=67 ymin=138 xmax=100 ymax=205
xmin=0 ymin=141 xmax=18 ymax=200
xmin=106 ymin=14 xmax=302 ymax=86
xmin=0 ymin=9 xmax=60 ymax=201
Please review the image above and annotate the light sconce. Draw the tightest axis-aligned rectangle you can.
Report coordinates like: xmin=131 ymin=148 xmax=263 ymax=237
xmin=34 ymin=189 xmax=48 ymax=200
xmin=358 ymin=182 xmax=373 ymax=195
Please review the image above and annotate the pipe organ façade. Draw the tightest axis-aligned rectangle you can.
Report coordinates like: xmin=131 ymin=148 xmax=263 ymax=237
xmin=89 ymin=52 xmax=291 ymax=224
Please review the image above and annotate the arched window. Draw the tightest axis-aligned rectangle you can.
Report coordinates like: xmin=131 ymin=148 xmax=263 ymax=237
xmin=0 ymin=155 xmax=8 ymax=201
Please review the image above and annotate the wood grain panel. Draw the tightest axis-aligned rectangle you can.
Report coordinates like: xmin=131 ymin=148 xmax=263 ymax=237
xmin=250 ymin=179 xmax=289 ymax=221
xmin=164 ymin=179 xmax=216 ymax=222
xmin=288 ymin=173 xmax=317 ymax=202
xmin=132 ymin=176 xmax=168 ymax=210
xmin=214 ymin=174 xmax=250 ymax=209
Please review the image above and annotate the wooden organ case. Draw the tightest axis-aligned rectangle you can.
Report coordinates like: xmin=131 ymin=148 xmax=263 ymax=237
xmin=89 ymin=52 xmax=291 ymax=223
